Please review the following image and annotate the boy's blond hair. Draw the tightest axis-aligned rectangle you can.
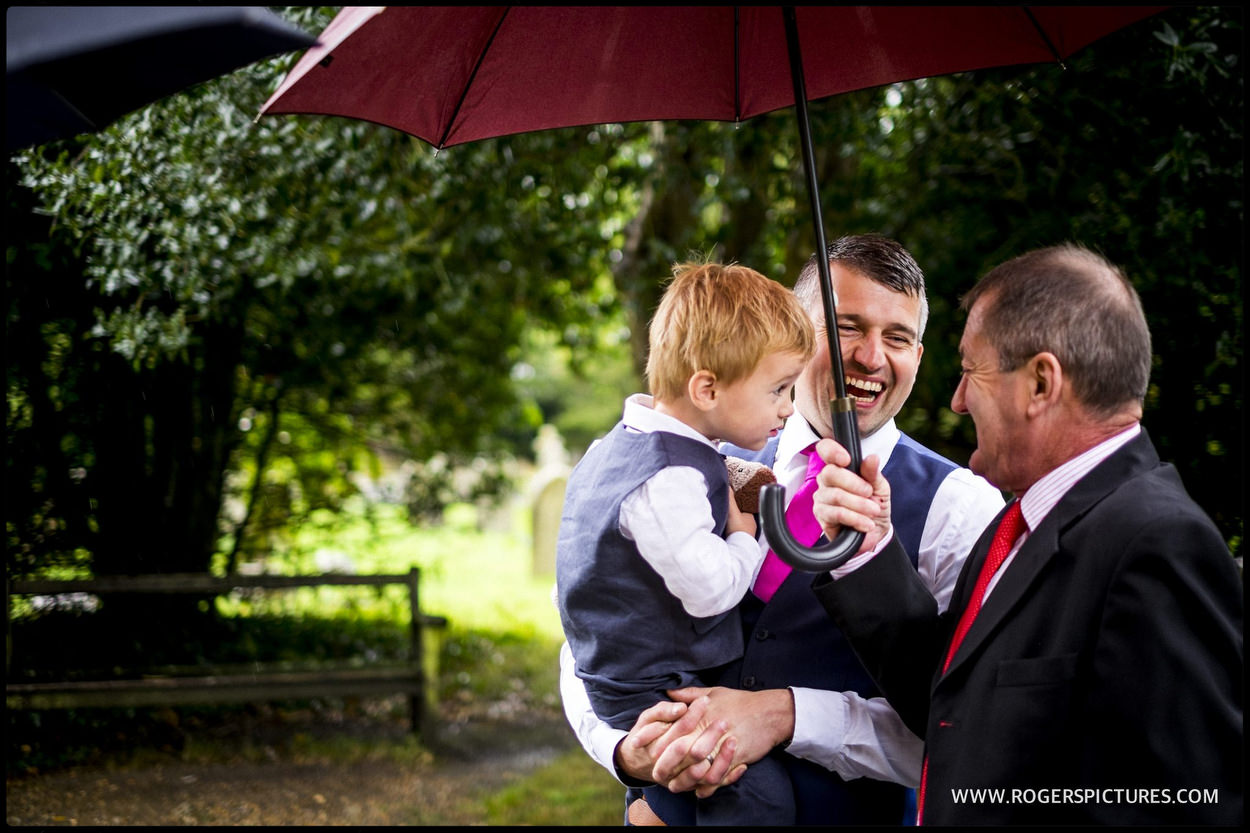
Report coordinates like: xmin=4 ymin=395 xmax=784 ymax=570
xmin=646 ymin=261 xmax=815 ymax=403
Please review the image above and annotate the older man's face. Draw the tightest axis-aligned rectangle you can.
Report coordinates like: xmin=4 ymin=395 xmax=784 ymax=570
xmin=794 ymin=264 xmax=924 ymax=440
xmin=951 ymin=298 xmax=1033 ymax=492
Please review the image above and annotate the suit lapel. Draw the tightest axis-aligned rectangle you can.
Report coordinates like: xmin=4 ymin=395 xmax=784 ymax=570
xmin=945 ymin=516 xmax=999 ymax=623
xmin=938 ymin=430 xmax=1162 ymax=680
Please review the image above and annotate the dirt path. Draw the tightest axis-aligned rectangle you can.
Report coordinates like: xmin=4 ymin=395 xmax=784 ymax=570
xmin=6 ymin=699 xmax=581 ymax=826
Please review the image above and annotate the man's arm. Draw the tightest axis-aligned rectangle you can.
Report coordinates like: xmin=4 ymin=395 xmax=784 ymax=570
xmin=558 ymin=640 xmax=738 ymax=788
xmin=811 ymin=538 xmax=942 ymax=737
xmin=655 ymin=684 xmax=925 ymax=790
xmin=788 ymin=687 xmax=923 ymax=786
xmin=805 ymin=438 xmax=948 ymax=734
xmin=558 ymin=641 xmax=631 ymax=781
xmin=919 ymin=468 xmax=1004 ymax=612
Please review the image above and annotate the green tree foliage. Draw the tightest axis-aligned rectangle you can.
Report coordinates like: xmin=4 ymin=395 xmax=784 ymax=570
xmin=6 ymin=7 xmax=635 ymax=576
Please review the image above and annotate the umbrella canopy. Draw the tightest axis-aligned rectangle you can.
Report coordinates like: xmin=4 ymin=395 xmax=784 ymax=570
xmin=260 ymin=6 xmax=1163 ymax=149
xmin=258 ymin=5 xmax=1165 ymax=568
xmin=7 ymin=5 xmax=318 ymax=152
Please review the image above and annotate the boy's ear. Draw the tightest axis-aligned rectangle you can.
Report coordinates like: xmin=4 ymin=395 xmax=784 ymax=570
xmin=688 ymin=369 xmax=719 ymax=411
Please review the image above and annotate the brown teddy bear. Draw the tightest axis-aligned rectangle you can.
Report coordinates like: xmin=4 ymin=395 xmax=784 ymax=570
xmin=724 ymin=456 xmax=777 ymax=515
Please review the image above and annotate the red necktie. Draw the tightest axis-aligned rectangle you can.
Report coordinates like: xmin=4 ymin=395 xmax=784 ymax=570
xmin=751 ymin=443 xmax=821 ymax=602
xmin=942 ymin=500 xmax=1026 ymax=673
xmin=918 ymin=500 xmax=1026 ymax=824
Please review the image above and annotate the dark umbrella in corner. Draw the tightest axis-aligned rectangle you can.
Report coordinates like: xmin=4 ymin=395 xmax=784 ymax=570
xmin=6 ymin=5 xmax=317 ymax=152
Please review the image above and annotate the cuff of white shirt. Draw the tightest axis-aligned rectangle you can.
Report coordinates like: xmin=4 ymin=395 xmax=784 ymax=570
xmin=728 ymin=528 xmax=763 ymax=553
xmin=828 ymin=527 xmax=894 ymax=580
xmin=729 ymin=529 xmax=766 ymax=581
xmin=787 ymin=686 xmax=846 ymax=761
xmin=591 ymin=729 xmax=630 ymax=785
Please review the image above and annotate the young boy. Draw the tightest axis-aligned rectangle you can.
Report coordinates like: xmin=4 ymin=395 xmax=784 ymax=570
xmin=556 ymin=261 xmax=814 ymax=825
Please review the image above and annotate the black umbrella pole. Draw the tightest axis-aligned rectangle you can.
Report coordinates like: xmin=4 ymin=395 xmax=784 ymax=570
xmin=758 ymin=7 xmax=865 ymax=571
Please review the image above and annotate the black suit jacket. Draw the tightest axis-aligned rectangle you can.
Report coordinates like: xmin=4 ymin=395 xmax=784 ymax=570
xmin=813 ymin=429 xmax=1243 ymax=824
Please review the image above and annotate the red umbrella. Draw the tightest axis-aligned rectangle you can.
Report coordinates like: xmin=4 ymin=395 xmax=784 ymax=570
xmin=259 ymin=5 xmax=1166 ymax=569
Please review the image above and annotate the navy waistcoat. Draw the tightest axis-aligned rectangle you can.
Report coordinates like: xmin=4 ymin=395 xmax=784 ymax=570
xmin=557 ymin=423 xmax=743 ymax=730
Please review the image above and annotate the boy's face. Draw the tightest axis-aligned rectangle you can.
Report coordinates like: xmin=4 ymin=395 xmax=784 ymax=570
xmin=709 ymin=350 xmax=808 ymax=451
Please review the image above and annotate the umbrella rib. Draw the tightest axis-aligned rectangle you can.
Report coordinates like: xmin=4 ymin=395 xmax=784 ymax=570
xmin=1022 ymin=7 xmax=1066 ymax=70
xmin=48 ymin=85 xmax=101 ymax=132
xmin=437 ymin=6 xmax=511 ymax=149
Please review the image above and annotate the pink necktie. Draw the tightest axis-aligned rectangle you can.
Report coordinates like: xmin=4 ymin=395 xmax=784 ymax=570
xmin=751 ymin=443 xmax=822 ymax=602
xmin=918 ymin=500 xmax=1026 ymax=826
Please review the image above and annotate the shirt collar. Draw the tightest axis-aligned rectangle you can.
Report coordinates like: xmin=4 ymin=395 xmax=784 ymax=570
xmin=1018 ymin=422 xmax=1142 ymax=532
xmin=776 ymin=412 xmax=899 ymax=471
xmin=622 ymin=393 xmax=719 ymax=450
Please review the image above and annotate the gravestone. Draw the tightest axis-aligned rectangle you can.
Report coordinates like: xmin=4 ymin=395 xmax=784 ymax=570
xmin=530 ymin=425 xmax=570 ymax=576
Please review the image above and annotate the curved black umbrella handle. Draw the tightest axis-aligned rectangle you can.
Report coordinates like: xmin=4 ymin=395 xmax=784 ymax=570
xmin=759 ymin=400 xmax=865 ymax=571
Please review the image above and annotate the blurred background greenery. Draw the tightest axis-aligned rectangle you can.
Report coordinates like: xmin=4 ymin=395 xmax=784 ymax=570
xmin=5 ymin=4 xmax=1242 ymax=818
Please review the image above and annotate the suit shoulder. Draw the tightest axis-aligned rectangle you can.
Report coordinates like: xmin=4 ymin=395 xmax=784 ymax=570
xmin=1071 ymin=465 xmax=1232 ymax=570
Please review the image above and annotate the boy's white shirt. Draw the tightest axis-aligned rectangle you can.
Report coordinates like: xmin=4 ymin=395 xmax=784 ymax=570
xmin=617 ymin=393 xmax=766 ymax=619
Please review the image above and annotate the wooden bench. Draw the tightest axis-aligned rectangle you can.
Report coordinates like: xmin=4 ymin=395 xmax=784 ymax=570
xmin=5 ymin=569 xmax=447 ymax=736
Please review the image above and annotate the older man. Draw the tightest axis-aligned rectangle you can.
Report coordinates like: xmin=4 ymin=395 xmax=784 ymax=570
xmin=559 ymin=235 xmax=1004 ymax=824
xmin=809 ymin=244 xmax=1243 ymax=825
